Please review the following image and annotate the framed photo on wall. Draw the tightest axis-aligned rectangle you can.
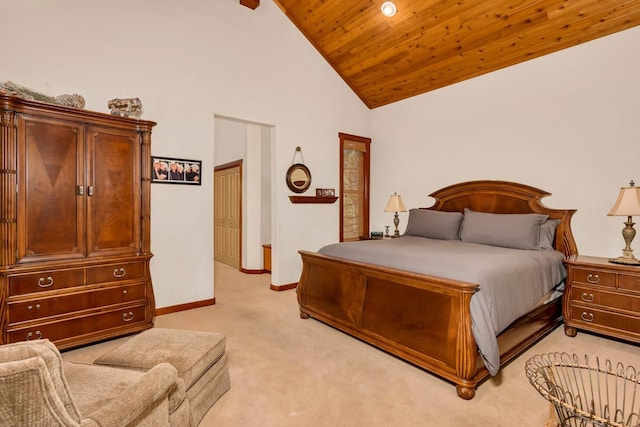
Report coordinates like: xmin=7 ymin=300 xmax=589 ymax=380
xmin=151 ymin=156 xmax=202 ymax=185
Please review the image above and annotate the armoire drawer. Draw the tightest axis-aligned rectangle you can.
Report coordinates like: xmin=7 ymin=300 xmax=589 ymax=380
xmin=7 ymin=283 xmax=146 ymax=325
xmin=8 ymin=269 xmax=84 ymax=296
xmin=571 ymin=285 xmax=640 ymax=314
xmin=570 ymin=305 xmax=640 ymax=336
xmin=86 ymin=261 xmax=146 ymax=284
xmin=7 ymin=304 xmax=147 ymax=344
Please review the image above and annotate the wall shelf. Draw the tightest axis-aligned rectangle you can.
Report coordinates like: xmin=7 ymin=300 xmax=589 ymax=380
xmin=289 ymin=196 xmax=338 ymax=204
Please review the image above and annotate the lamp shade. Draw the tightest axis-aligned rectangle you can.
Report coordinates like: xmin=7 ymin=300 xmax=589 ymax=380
xmin=608 ymin=183 xmax=640 ymax=216
xmin=384 ymin=193 xmax=406 ymax=212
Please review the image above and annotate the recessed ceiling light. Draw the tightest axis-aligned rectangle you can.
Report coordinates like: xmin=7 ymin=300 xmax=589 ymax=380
xmin=381 ymin=1 xmax=397 ymax=17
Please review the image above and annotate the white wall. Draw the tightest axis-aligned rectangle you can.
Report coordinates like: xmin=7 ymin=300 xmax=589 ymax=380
xmin=4 ymin=0 xmax=639 ymax=308
xmin=369 ymin=26 xmax=640 ymax=259
xmin=2 ymin=0 xmax=370 ymax=307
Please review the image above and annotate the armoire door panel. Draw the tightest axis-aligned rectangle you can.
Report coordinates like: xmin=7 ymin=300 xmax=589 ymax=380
xmin=18 ymin=115 xmax=85 ymax=262
xmin=86 ymin=127 xmax=141 ymax=257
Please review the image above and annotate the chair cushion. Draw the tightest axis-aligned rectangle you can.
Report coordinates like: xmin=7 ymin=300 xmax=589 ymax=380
xmin=0 ymin=340 xmax=81 ymax=422
xmin=94 ymin=328 xmax=226 ymax=390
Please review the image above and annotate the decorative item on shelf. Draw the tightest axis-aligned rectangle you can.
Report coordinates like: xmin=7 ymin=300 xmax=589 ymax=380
xmin=316 ymin=188 xmax=324 ymax=196
xmin=384 ymin=225 xmax=390 ymax=238
xmin=108 ymin=97 xmax=142 ymax=118
xmin=286 ymin=146 xmax=311 ymax=193
xmin=608 ymin=180 xmax=640 ymax=265
xmin=370 ymin=231 xmax=383 ymax=240
xmin=384 ymin=192 xmax=407 ymax=237
xmin=0 ymin=80 xmax=85 ymax=109
xmin=323 ymin=188 xmax=335 ymax=197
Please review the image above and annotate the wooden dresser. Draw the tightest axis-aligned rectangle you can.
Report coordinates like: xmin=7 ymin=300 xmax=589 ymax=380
xmin=563 ymin=255 xmax=640 ymax=344
xmin=0 ymin=95 xmax=156 ymax=350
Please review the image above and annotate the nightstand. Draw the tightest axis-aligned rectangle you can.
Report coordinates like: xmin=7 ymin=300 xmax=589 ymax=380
xmin=563 ymin=255 xmax=640 ymax=344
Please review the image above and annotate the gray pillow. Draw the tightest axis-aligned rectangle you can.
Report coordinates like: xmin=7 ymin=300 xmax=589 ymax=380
xmin=404 ymin=209 xmax=463 ymax=240
xmin=460 ymin=208 xmax=548 ymax=250
xmin=539 ymin=219 xmax=561 ymax=250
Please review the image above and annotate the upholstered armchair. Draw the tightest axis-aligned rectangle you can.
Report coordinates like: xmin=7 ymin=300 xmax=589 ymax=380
xmin=0 ymin=339 xmax=182 ymax=426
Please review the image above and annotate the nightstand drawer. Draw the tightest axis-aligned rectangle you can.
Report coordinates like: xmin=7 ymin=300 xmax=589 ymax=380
xmin=570 ymin=306 xmax=640 ymax=335
xmin=571 ymin=268 xmax=616 ymax=288
xmin=572 ymin=285 xmax=640 ymax=313
xmin=618 ymin=274 xmax=640 ymax=293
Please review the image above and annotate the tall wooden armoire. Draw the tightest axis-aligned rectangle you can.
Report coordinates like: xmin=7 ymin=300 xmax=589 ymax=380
xmin=0 ymin=94 xmax=156 ymax=350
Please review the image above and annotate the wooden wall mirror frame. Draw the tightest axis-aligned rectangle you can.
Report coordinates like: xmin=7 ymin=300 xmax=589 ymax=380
xmin=286 ymin=163 xmax=312 ymax=193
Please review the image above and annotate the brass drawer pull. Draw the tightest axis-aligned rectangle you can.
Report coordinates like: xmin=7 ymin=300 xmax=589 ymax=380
xmin=122 ymin=311 xmax=134 ymax=322
xmin=581 ymin=312 xmax=595 ymax=322
xmin=113 ymin=268 xmax=126 ymax=278
xmin=27 ymin=304 xmax=41 ymax=310
xmin=586 ymin=274 xmax=600 ymax=284
xmin=26 ymin=330 xmax=42 ymax=340
xmin=37 ymin=276 xmax=54 ymax=288
xmin=581 ymin=292 xmax=595 ymax=302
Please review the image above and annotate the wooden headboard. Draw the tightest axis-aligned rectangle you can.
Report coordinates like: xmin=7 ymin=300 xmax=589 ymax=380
xmin=425 ymin=180 xmax=578 ymax=258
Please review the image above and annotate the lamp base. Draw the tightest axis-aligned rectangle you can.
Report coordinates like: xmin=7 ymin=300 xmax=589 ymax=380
xmin=609 ymin=256 xmax=640 ymax=266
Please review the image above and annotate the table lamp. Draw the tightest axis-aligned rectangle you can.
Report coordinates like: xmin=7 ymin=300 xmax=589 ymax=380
xmin=608 ymin=180 xmax=640 ymax=265
xmin=384 ymin=192 xmax=406 ymax=237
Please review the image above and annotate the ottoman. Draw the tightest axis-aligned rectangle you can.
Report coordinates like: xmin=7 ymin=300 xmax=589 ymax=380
xmin=94 ymin=328 xmax=230 ymax=426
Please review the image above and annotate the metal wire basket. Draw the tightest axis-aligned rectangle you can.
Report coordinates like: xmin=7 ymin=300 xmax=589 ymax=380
xmin=525 ymin=353 xmax=640 ymax=427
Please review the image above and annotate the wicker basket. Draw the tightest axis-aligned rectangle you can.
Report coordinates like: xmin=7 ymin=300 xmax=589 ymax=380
xmin=525 ymin=353 xmax=640 ymax=427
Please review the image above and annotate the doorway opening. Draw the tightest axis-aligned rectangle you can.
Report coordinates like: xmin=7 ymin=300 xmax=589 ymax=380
xmin=214 ymin=116 xmax=273 ymax=275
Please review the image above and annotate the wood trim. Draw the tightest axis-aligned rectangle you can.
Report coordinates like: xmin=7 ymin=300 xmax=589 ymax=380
xmin=339 ymin=133 xmax=371 ymax=242
xmin=240 ymin=268 xmax=269 ymax=274
xmin=155 ymin=298 xmax=215 ymax=316
xmin=270 ymin=282 xmax=297 ymax=291
xmin=214 ymin=159 xmax=243 ymax=172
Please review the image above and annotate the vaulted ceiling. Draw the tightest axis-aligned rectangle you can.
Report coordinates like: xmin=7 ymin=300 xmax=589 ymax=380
xmin=270 ymin=0 xmax=640 ymax=109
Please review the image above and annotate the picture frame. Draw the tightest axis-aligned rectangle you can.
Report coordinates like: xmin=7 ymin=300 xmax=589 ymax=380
xmin=151 ymin=156 xmax=202 ymax=185
xmin=323 ymin=188 xmax=335 ymax=197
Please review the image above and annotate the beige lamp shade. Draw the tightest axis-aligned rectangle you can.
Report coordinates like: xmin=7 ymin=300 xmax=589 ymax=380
xmin=608 ymin=183 xmax=640 ymax=216
xmin=384 ymin=193 xmax=406 ymax=212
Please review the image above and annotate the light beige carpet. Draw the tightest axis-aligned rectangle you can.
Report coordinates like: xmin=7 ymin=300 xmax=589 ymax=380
xmin=63 ymin=262 xmax=639 ymax=426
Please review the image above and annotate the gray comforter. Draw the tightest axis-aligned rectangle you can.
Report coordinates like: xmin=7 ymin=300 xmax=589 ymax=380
xmin=318 ymin=236 xmax=566 ymax=375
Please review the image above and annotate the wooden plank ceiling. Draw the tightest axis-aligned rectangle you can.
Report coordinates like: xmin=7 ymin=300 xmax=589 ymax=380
xmin=272 ymin=0 xmax=640 ymax=109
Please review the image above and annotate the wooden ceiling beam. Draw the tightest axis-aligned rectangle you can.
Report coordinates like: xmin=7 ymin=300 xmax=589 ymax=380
xmin=240 ymin=0 xmax=259 ymax=10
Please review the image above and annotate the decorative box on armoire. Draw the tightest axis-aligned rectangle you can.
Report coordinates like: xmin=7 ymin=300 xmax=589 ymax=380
xmin=0 ymin=94 xmax=156 ymax=350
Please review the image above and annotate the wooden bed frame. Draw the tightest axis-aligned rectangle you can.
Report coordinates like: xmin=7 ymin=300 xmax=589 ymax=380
xmin=297 ymin=180 xmax=578 ymax=400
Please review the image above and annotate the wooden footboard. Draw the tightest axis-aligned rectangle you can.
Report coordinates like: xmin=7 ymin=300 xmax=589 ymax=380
xmin=298 ymin=249 xmax=563 ymax=399
xmin=298 ymin=250 xmax=483 ymax=398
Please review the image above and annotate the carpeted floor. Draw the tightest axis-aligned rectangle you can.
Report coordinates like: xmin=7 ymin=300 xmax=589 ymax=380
xmin=63 ymin=262 xmax=639 ymax=426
